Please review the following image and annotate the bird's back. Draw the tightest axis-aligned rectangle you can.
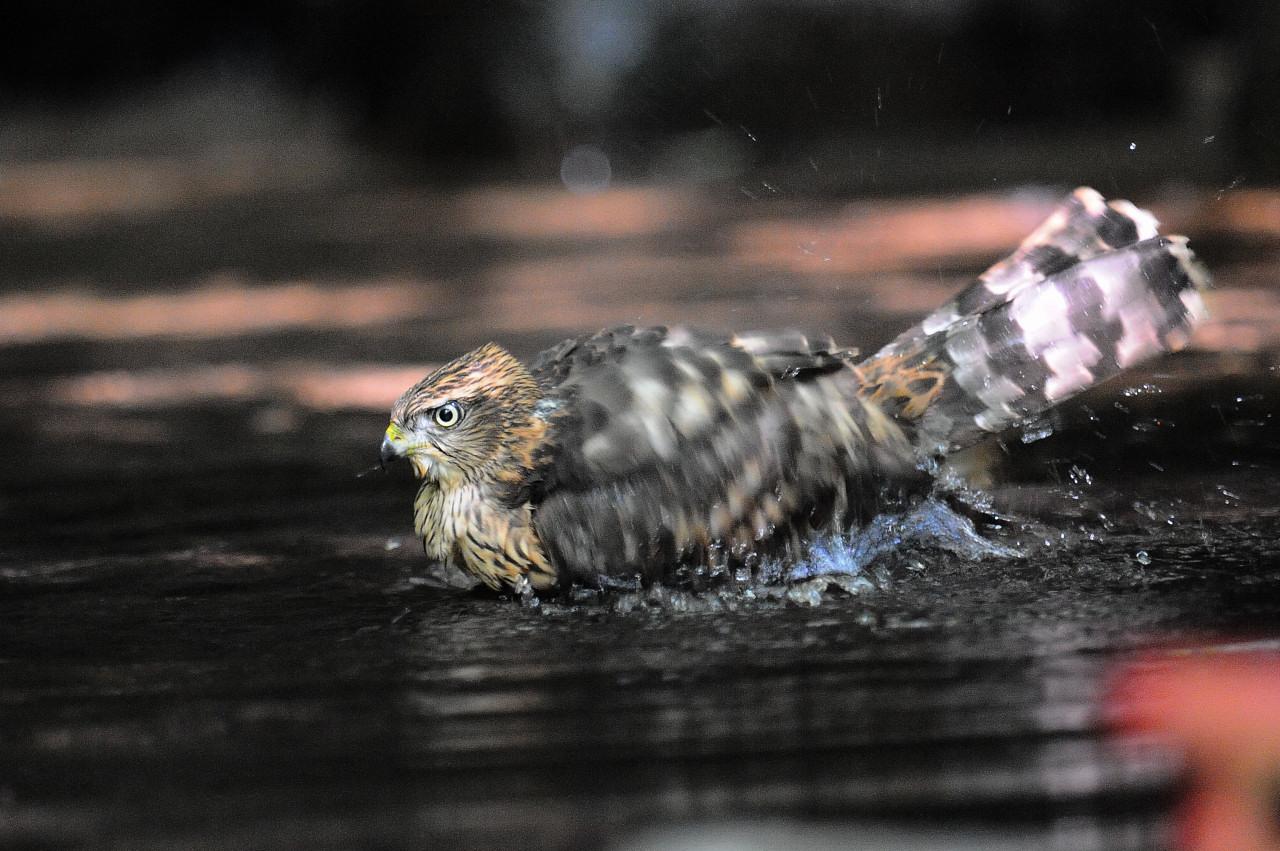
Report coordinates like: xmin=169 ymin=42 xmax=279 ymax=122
xmin=526 ymin=325 xmax=929 ymax=588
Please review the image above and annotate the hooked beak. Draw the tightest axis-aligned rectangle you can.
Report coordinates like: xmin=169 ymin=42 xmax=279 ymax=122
xmin=379 ymin=437 xmax=399 ymax=471
xmin=380 ymin=423 xmax=405 ymax=471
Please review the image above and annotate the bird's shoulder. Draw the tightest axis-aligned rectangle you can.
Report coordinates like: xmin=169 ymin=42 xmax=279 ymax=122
xmin=524 ymin=324 xmax=856 ymax=494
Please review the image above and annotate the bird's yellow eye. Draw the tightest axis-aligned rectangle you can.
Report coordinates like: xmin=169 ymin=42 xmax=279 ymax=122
xmin=433 ymin=401 xmax=462 ymax=428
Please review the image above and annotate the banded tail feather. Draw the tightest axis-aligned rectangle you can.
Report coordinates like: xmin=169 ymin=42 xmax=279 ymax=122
xmin=917 ymin=187 xmax=1163 ymax=336
xmin=857 ymin=189 xmax=1209 ymax=456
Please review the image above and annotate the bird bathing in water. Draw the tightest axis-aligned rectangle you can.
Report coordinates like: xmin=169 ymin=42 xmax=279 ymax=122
xmin=380 ymin=188 xmax=1209 ymax=595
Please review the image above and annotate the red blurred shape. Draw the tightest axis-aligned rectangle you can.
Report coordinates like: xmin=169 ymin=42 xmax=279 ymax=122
xmin=1109 ymin=651 xmax=1280 ymax=851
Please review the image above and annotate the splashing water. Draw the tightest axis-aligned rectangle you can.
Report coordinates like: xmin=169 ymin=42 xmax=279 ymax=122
xmin=785 ymin=497 xmax=1022 ymax=583
xmin=514 ymin=498 xmax=1026 ymax=614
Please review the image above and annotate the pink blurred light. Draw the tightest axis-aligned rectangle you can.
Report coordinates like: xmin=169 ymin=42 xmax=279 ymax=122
xmin=0 ymin=277 xmax=439 ymax=344
xmin=1109 ymin=650 xmax=1280 ymax=851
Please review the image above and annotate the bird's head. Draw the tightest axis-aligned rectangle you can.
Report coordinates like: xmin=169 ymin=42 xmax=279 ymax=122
xmin=381 ymin=343 xmax=543 ymax=487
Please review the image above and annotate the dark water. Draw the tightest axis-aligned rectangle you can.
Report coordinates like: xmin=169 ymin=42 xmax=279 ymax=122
xmin=2 ymin=182 xmax=1280 ymax=850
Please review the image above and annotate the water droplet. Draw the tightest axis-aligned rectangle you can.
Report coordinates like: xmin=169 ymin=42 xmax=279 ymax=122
xmin=830 ymin=575 xmax=876 ymax=595
xmin=787 ymin=578 xmax=826 ymax=607
xmin=1020 ymin=424 xmax=1054 ymax=444
xmin=1132 ymin=501 xmax=1161 ymax=522
xmin=1123 ymin=383 xmax=1163 ymax=397
xmin=1068 ymin=465 xmax=1093 ymax=486
xmin=1129 ymin=142 xmax=1137 ymax=151
xmin=1131 ymin=419 xmax=1166 ymax=432
xmin=1135 ymin=550 xmax=1151 ymax=565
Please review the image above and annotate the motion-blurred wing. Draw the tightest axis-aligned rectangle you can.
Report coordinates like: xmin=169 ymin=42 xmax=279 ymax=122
xmin=526 ymin=325 xmax=916 ymax=585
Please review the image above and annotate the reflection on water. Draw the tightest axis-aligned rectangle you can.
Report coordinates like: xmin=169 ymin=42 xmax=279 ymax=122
xmin=2 ymin=182 xmax=1280 ymax=850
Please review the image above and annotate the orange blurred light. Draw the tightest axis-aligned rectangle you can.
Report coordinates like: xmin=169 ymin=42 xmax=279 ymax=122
xmin=1109 ymin=649 xmax=1280 ymax=851
xmin=0 ymin=277 xmax=440 ymax=344
xmin=0 ymin=148 xmax=339 ymax=223
xmin=457 ymin=185 xmax=701 ymax=241
xmin=51 ymin=363 xmax=434 ymax=411
xmin=731 ymin=194 xmax=1058 ymax=274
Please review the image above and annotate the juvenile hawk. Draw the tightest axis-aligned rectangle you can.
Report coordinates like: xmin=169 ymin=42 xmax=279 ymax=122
xmin=381 ymin=188 xmax=1208 ymax=593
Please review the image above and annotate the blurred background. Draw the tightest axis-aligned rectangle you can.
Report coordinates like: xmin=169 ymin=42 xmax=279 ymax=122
xmin=4 ymin=3 xmax=1280 ymax=851
xmin=1 ymin=0 xmax=1276 ymax=188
